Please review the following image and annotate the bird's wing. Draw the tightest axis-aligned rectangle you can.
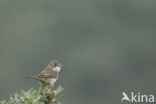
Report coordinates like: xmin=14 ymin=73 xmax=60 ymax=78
xmin=38 ymin=67 xmax=57 ymax=78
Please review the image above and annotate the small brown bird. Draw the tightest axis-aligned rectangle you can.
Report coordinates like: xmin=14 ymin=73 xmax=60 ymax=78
xmin=26 ymin=60 xmax=62 ymax=88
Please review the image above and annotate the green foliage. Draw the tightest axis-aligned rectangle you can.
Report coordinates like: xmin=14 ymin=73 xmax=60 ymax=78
xmin=0 ymin=83 xmax=64 ymax=104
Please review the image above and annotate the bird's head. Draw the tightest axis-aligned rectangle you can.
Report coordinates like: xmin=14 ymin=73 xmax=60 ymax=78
xmin=48 ymin=60 xmax=62 ymax=72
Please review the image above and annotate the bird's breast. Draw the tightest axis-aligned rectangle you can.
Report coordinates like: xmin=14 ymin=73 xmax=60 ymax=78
xmin=48 ymin=78 xmax=57 ymax=86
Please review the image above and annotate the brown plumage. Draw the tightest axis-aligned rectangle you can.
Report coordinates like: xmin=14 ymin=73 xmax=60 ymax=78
xmin=39 ymin=67 xmax=57 ymax=78
xmin=26 ymin=60 xmax=62 ymax=87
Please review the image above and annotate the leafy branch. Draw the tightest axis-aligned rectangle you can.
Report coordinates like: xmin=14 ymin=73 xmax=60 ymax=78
xmin=0 ymin=83 xmax=64 ymax=104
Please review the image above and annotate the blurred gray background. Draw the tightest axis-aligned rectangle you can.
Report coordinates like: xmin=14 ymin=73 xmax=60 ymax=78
xmin=0 ymin=0 xmax=156 ymax=104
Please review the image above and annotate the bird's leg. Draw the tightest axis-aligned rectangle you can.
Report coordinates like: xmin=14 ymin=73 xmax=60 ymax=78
xmin=50 ymin=85 xmax=56 ymax=96
xmin=50 ymin=85 xmax=54 ymax=91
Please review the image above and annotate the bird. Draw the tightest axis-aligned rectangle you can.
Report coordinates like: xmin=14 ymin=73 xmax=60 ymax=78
xmin=26 ymin=60 xmax=62 ymax=89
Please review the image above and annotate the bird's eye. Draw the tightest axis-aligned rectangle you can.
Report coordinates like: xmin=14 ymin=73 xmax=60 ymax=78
xmin=54 ymin=63 xmax=57 ymax=66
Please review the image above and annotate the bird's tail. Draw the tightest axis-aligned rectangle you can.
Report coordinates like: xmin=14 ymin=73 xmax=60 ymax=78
xmin=25 ymin=76 xmax=46 ymax=83
xmin=25 ymin=76 xmax=36 ymax=79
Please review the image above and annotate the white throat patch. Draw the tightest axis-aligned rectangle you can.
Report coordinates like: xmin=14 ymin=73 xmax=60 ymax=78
xmin=53 ymin=67 xmax=61 ymax=72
